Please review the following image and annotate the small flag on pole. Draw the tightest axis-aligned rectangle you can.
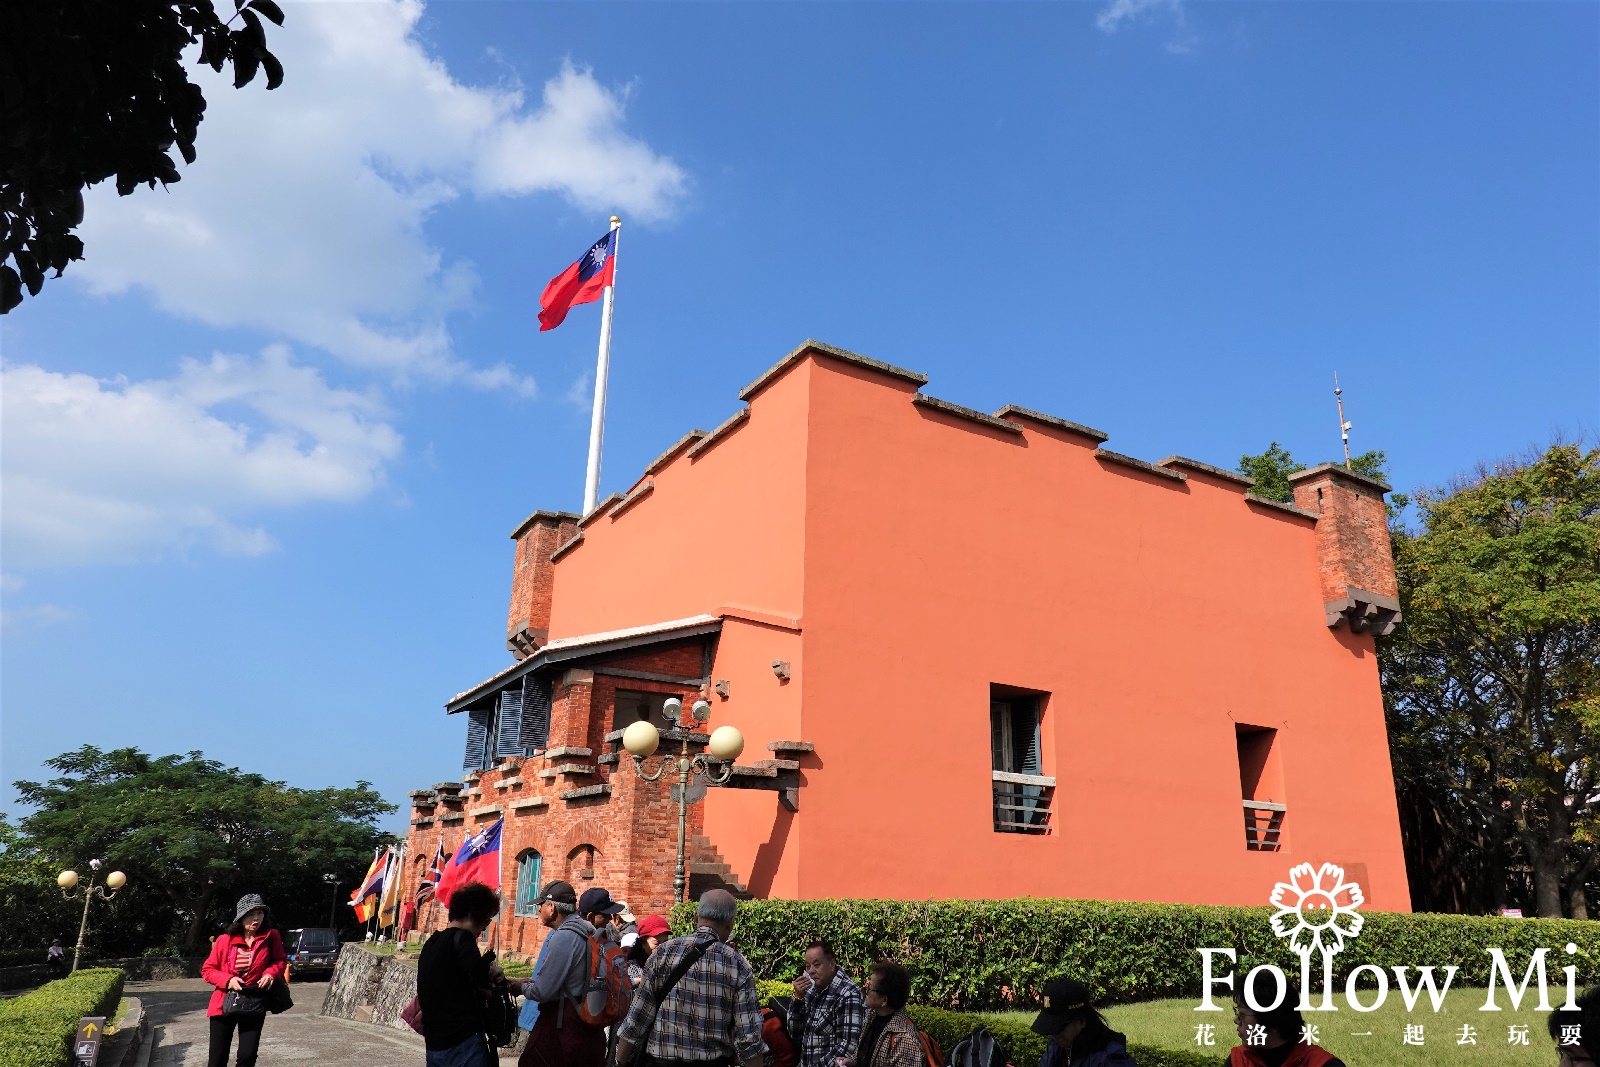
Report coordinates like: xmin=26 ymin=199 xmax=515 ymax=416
xmin=377 ymin=845 xmax=405 ymax=929
xmin=348 ymin=845 xmax=388 ymax=922
xmin=434 ymin=818 xmax=503 ymax=907
xmin=416 ymin=841 xmax=446 ymax=905
xmin=539 ymin=229 xmax=617 ymax=331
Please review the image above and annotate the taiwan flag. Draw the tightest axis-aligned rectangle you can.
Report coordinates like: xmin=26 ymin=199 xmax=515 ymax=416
xmin=434 ymin=818 xmax=503 ymax=906
xmin=538 ymin=228 xmax=616 ymax=331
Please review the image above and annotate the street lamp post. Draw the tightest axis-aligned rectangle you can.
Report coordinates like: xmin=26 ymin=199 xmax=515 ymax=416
xmin=323 ymin=873 xmax=340 ymax=930
xmin=56 ymin=859 xmax=126 ymax=973
xmin=622 ymin=697 xmax=745 ymax=903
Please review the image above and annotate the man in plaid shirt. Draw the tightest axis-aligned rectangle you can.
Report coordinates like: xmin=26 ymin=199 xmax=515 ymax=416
xmin=615 ymin=889 xmax=765 ymax=1067
xmin=786 ymin=942 xmax=865 ymax=1067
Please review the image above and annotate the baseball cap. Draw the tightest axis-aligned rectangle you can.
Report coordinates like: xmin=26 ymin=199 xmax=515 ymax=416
xmin=578 ymin=886 xmax=626 ymax=916
xmin=1031 ymin=977 xmax=1093 ymax=1036
xmin=636 ymin=914 xmax=671 ymax=938
xmin=616 ymin=900 xmax=637 ymax=924
xmin=533 ymin=880 xmax=577 ymax=907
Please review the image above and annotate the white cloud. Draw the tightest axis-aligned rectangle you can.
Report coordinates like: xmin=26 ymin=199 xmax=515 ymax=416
xmin=70 ymin=0 xmax=685 ymax=384
xmin=0 ymin=347 xmax=402 ymax=567
xmin=1 ymin=603 xmax=77 ymax=633
xmin=1095 ymin=0 xmax=1197 ymax=52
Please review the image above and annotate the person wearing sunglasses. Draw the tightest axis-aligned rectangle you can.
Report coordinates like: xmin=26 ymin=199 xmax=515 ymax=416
xmin=852 ymin=963 xmax=922 ymax=1067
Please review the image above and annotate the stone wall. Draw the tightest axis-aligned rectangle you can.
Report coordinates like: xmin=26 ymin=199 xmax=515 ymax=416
xmin=319 ymin=943 xmax=387 ymax=1020
xmin=321 ymin=943 xmax=419 ymax=1033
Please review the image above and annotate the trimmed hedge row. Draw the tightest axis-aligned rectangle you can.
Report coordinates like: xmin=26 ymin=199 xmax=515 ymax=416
xmin=754 ymin=978 xmax=1210 ymax=1067
xmin=0 ymin=968 xmax=124 ymax=1067
xmin=678 ymin=898 xmax=1600 ymax=1011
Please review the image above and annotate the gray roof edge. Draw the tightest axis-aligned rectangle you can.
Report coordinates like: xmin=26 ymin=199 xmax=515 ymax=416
xmin=1095 ymin=449 xmax=1187 ymax=482
xmin=1288 ymin=462 xmax=1392 ymax=493
xmin=738 ymin=339 xmax=928 ymax=402
xmin=444 ymin=617 xmax=724 ymax=714
xmin=993 ymin=405 xmax=1109 ymax=442
xmin=913 ymin=394 xmax=1023 ymax=434
xmin=643 ymin=430 xmax=709 ymax=478
xmin=1157 ymin=455 xmax=1255 ymax=488
xmin=509 ymin=509 xmax=582 ymax=541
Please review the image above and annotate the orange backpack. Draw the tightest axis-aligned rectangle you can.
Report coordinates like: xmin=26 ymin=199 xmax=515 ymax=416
xmin=761 ymin=1008 xmax=798 ymax=1067
xmin=886 ymin=1028 xmax=942 ymax=1067
xmin=575 ymin=930 xmax=633 ymax=1027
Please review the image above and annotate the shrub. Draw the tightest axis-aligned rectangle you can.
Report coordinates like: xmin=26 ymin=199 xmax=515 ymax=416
xmin=680 ymin=897 xmax=1600 ymax=1011
xmin=0 ymin=968 xmax=124 ymax=1067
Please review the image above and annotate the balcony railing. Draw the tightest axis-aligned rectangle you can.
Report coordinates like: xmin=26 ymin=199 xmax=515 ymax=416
xmin=993 ymin=771 xmax=1055 ymax=834
xmin=1243 ymin=800 xmax=1286 ymax=851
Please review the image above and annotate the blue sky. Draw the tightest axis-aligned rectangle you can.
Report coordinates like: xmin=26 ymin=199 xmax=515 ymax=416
xmin=3 ymin=0 xmax=1595 ymax=836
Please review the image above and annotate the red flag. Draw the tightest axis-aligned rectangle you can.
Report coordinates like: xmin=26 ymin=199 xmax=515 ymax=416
xmin=539 ymin=229 xmax=616 ymax=331
xmin=434 ymin=818 xmax=503 ymax=906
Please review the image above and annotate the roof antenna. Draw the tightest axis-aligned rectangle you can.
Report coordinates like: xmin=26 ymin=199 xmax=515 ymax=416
xmin=1333 ymin=372 xmax=1352 ymax=469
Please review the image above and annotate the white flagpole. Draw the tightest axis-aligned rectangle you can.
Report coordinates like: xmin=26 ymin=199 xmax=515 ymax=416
xmin=582 ymin=215 xmax=621 ymax=515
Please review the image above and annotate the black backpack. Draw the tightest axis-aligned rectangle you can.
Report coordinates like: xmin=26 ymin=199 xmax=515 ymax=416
xmin=947 ymin=1026 xmax=1007 ymax=1067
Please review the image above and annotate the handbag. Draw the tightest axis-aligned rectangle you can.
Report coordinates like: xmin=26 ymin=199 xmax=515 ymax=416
xmin=222 ymin=987 xmax=270 ymax=1018
xmin=267 ymin=979 xmax=293 ymax=1014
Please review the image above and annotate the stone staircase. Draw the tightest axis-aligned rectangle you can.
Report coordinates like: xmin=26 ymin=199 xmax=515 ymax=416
xmin=687 ymin=834 xmax=753 ymax=899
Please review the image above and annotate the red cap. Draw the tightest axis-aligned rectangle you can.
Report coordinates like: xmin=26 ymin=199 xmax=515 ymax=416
xmin=636 ymin=915 xmax=671 ymax=938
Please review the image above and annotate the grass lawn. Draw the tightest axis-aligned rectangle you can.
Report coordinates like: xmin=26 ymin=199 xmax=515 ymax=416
xmin=997 ymin=989 xmax=1566 ymax=1067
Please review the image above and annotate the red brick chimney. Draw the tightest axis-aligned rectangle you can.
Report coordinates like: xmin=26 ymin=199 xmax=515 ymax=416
xmin=1289 ymin=464 xmax=1401 ymax=636
xmin=506 ymin=510 xmax=580 ymax=659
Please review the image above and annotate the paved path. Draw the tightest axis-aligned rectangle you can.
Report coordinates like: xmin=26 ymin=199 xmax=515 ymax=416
xmin=132 ymin=977 xmax=428 ymax=1067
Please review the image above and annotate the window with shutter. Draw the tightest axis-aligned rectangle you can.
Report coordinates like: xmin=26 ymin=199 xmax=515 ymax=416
xmin=495 ymin=687 xmax=525 ymax=760
xmin=519 ymin=676 xmax=552 ymax=754
xmin=990 ymin=689 xmax=1053 ymax=834
xmin=463 ymin=705 xmax=493 ymax=772
xmin=514 ymin=850 xmax=543 ymax=916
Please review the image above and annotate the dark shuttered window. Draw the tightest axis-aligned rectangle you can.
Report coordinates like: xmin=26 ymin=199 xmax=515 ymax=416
xmin=494 ymin=687 xmax=525 ymax=760
xmin=520 ymin=676 xmax=552 ymax=755
xmin=463 ymin=705 xmax=493 ymax=772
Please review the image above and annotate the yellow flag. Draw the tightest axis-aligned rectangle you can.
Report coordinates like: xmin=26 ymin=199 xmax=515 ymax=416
xmin=377 ymin=845 xmax=404 ymax=929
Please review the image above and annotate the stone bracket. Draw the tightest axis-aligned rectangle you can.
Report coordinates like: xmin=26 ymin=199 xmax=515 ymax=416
xmin=1325 ymin=587 xmax=1402 ymax=636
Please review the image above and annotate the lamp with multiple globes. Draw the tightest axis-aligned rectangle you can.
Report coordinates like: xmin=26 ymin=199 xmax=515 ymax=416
xmin=623 ymin=697 xmax=745 ymax=903
xmin=56 ymin=860 xmax=127 ymax=973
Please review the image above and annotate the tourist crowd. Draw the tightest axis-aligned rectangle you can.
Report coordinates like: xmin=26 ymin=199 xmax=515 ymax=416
xmin=199 ymin=886 xmax=1600 ymax=1067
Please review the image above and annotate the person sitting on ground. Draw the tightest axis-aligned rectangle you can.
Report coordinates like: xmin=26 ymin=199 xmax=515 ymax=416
xmin=787 ymin=941 xmax=865 ymax=1067
xmin=1223 ymin=972 xmax=1343 ymax=1067
xmin=519 ymin=880 xmax=604 ymax=1067
xmin=1031 ymin=977 xmax=1137 ymax=1067
xmin=416 ymin=881 xmax=505 ymax=1067
xmin=851 ymin=962 xmax=922 ymax=1067
xmin=1549 ymin=986 xmax=1600 ymax=1067
xmin=614 ymin=889 xmax=765 ymax=1067
xmin=46 ymin=939 xmax=66 ymax=972
xmin=626 ymin=914 xmax=671 ymax=986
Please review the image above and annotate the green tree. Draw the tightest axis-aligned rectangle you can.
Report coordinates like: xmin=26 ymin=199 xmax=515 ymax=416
xmin=0 ymin=0 xmax=285 ymax=312
xmin=1236 ymin=443 xmax=1403 ymax=511
xmin=1380 ymin=444 xmax=1600 ymax=917
xmin=1237 ymin=442 xmax=1305 ymax=503
xmin=14 ymin=746 xmax=393 ymax=952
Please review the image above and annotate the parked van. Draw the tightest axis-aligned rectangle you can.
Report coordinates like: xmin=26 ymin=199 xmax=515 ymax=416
xmin=285 ymin=927 xmax=340 ymax=979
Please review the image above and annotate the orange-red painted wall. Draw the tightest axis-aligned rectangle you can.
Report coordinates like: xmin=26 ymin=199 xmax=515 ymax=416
xmin=528 ymin=346 xmax=1410 ymax=912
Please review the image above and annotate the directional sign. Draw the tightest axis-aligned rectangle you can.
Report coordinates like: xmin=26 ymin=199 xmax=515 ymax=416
xmin=74 ymin=1016 xmax=106 ymax=1067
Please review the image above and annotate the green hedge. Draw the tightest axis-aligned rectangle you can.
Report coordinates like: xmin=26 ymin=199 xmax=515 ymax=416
xmin=0 ymin=968 xmax=125 ymax=1067
xmin=677 ymin=898 xmax=1600 ymax=1011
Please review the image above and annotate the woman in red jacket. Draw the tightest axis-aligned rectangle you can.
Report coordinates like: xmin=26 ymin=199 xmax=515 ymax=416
xmin=200 ymin=894 xmax=287 ymax=1067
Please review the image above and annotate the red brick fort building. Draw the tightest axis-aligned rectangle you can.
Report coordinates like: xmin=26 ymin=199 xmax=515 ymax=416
xmin=400 ymin=339 xmax=1409 ymax=955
